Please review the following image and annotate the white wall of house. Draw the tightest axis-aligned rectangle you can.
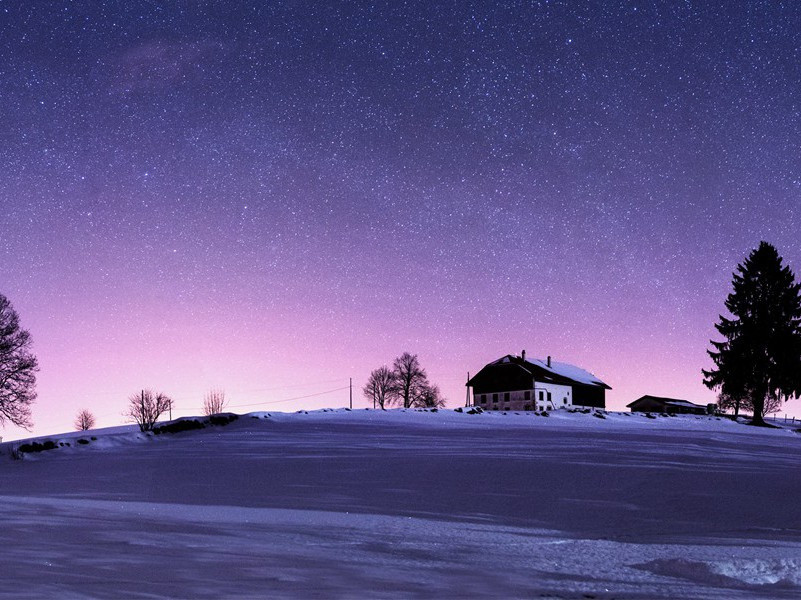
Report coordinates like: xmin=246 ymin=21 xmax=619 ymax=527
xmin=533 ymin=382 xmax=572 ymax=411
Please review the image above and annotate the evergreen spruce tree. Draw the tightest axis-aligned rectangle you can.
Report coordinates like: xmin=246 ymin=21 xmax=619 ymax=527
xmin=703 ymin=242 xmax=801 ymax=425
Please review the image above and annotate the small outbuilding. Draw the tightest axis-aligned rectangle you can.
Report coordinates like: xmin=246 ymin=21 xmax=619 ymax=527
xmin=627 ymin=395 xmax=709 ymax=415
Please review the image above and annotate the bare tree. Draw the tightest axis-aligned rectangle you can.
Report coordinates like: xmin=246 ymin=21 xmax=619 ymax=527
xmin=203 ymin=389 xmax=227 ymax=415
xmin=363 ymin=366 xmax=395 ymax=410
xmin=717 ymin=390 xmax=752 ymax=418
xmin=389 ymin=352 xmax=446 ymax=408
xmin=74 ymin=409 xmax=96 ymax=431
xmin=718 ymin=388 xmax=782 ymax=419
xmin=125 ymin=389 xmax=172 ymax=432
xmin=0 ymin=293 xmax=39 ymax=429
xmin=391 ymin=352 xmax=426 ymax=408
xmin=762 ymin=392 xmax=784 ymax=418
xmin=417 ymin=383 xmax=446 ymax=408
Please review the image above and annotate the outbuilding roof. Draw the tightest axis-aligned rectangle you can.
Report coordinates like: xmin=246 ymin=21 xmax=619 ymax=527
xmin=626 ymin=395 xmax=707 ymax=409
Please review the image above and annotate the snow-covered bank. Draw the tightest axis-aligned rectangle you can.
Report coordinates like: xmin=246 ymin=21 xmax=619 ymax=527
xmin=2 ymin=408 xmax=801 ymax=599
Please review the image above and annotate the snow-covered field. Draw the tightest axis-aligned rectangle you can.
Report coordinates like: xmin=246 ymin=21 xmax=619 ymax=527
xmin=2 ymin=408 xmax=801 ymax=599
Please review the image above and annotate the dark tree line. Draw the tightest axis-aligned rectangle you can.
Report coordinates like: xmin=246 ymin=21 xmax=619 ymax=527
xmin=704 ymin=242 xmax=801 ymax=425
xmin=363 ymin=352 xmax=445 ymax=409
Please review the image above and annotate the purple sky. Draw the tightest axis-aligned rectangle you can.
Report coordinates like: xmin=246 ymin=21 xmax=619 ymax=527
xmin=3 ymin=2 xmax=801 ymax=439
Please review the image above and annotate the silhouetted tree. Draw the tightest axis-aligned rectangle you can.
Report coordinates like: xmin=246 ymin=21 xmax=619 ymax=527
xmin=74 ymin=409 xmax=96 ymax=431
xmin=363 ymin=366 xmax=395 ymax=409
xmin=391 ymin=352 xmax=426 ymax=408
xmin=125 ymin=389 xmax=172 ymax=432
xmin=704 ymin=242 xmax=801 ymax=425
xmin=716 ymin=390 xmax=752 ymax=418
xmin=0 ymin=293 xmax=38 ymax=429
xmin=203 ymin=389 xmax=227 ymax=415
xmin=417 ymin=383 xmax=446 ymax=408
xmin=389 ymin=352 xmax=447 ymax=408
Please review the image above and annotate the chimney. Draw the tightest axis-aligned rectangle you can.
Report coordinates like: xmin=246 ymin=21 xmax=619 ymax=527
xmin=521 ymin=349 xmax=526 ymax=361
xmin=547 ymin=355 xmax=551 ymax=367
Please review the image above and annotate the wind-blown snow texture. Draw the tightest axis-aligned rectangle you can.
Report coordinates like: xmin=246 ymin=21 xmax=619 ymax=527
xmin=2 ymin=409 xmax=801 ymax=599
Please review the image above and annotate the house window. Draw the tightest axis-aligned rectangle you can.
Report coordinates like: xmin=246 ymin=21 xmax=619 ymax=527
xmin=480 ymin=394 xmax=486 ymax=404
xmin=524 ymin=391 xmax=531 ymax=401
xmin=539 ymin=391 xmax=544 ymax=401
xmin=504 ymin=392 xmax=510 ymax=402
xmin=492 ymin=394 xmax=498 ymax=403
xmin=563 ymin=398 xmax=567 ymax=405
xmin=547 ymin=392 xmax=552 ymax=403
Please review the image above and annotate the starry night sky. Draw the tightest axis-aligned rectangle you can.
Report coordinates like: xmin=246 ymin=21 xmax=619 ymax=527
xmin=3 ymin=1 xmax=801 ymax=438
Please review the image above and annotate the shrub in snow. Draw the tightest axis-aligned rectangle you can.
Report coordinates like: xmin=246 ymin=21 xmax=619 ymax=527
xmin=454 ymin=407 xmax=463 ymax=413
xmin=153 ymin=419 xmax=205 ymax=435
xmin=593 ymin=412 xmax=606 ymax=419
xmin=77 ymin=439 xmax=90 ymax=445
xmin=18 ymin=440 xmax=57 ymax=453
xmin=208 ymin=413 xmax=238 ymax=426
xmin=646 ymin=413 xmax=656 ymax=419
xmin=541 ymin=411 xmax=549 ymax=417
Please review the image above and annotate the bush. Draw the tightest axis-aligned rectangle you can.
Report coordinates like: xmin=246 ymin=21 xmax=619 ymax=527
xmin=208 ymin=413 xmax=238 ymax=426
xmin=153 ymin=419 xmax=205 ymax=435
xmin=18 ymin=440 xmax=58 ymax=453
xmin=77 ymin=439 xmax=90 ymax=445
xmin=593 ymin=412 xmax=606 ymax=419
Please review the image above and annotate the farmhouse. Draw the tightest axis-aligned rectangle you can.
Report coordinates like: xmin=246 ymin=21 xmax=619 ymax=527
xmin=627 ymin=395 xmax=709 ymax=415
xmin=467 ymin=351 xmax=610 ymax=411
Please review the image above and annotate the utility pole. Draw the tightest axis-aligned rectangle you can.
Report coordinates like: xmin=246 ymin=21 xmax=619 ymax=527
xmin=349 ymin=378 xmax=353 ymax=409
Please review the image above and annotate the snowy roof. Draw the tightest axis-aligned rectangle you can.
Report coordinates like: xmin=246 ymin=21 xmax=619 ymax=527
xmin=626 ymin=395 xmax=707 ymax=409
xmin=486 ymin=355 xmax=610 ymax=389
xmin=528 ymin=358 xmax=608 ymax=387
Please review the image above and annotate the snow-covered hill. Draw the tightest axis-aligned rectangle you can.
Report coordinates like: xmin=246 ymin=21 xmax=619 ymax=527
xmin=2 ymin=408 xmax=801 ymax=599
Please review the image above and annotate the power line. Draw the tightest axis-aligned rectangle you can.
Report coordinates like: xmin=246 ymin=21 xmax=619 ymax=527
xmin=90 ymin=383 xmax=352 ymax=419
xmin=182 ymin=385 xmax=352 ymax=411
xmin=62 ymin=377 xmax=349 ymax=402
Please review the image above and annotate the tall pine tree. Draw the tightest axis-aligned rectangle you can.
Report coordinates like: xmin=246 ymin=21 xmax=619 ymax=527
xmin=703 ymin=242 xmax=801 ymax=425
